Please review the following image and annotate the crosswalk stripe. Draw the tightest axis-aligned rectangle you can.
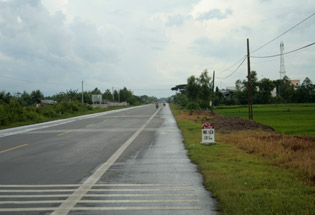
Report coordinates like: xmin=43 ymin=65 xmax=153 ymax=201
xmin=0 ymin=206 xmax=201 ymax=212
xmin=0 ymin=199 xmax=199 ymax=204
xmin=0 ymin=193 xmax=197 ymax=198
xmin=0 ymin=188 xmax=193 ymax=193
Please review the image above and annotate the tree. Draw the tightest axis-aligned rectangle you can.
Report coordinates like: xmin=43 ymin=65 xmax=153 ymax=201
xmin=258 ymin=78 xmax=275 ymax=104
xmin=197 ymin=70 xmax=212 ymax=109
xmin=278 ymin=76 xmax=294 ymax=103
xmin=0 ymin=91 xmax=12 ymax=104
xmin=30 ymin=90 xmax=44 ymax=104
xmin=103 ymin=89 xmax=112 ymax=101
xmin=294 ymin=77 xmax=314 ymax=103
xmin=233 ymin=71 xmax=259 ymax=105
xmin=214 ymin=87 xmax=224 ymax=106
xmin=186 ymin=75 xmax=200 ymax=102
xmin=171 ymin=84 xmax=187 ymax=94
xmin=19 ymin=91 xmax=32 ymax=106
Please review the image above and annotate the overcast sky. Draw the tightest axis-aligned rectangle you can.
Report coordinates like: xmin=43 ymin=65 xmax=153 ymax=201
xmin=0 ymin=0 xmax=314 ymax=98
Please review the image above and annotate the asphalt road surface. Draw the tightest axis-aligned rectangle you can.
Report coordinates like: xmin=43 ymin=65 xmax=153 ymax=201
xmin=0 ymin=104 xmax=217 ymax=215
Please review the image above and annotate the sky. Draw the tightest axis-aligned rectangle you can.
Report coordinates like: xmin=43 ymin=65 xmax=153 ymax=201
xmin=0 ymin=0 xmax=314 ymax=98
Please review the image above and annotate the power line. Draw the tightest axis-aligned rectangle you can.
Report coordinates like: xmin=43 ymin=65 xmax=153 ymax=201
xmin=251 ymin=11 xmax=315 ymax=54
xmin=251 ymin=42 xmax=315 ymax=58
xmin=216 ymin=56 xmax=247 ymax=75
xmin=216 ymin=56 xmax=247 ymax=79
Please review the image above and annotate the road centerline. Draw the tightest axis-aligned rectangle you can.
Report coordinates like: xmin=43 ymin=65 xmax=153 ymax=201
xmin=0 ymin=144 xmax=29 ymax=154
xmin=57 ymin=131 xmax=72 ymax=136
xmin=51 ymin=107 xmax=161 ymax=215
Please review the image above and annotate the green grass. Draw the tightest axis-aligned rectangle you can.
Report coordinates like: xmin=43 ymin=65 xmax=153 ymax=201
xmin=171 ymin=104 xmax=315 ymax=215
xmin=214 ymin=104 xmax=315 ymax=137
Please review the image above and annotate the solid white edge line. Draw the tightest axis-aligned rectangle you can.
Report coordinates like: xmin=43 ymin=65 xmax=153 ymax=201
xmin=0 ymin=184 xmax=192 ymax=187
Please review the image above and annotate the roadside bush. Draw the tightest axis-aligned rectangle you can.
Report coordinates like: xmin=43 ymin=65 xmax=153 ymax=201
xmin=0 ymin=104 xmax=9 ymax=126
xmin=41 ymin=106 xmax=58 ymax=119
xmin=199 ymin=100 xmax=210 ymax=110
xmin=186 ymin=102 xmax=199 ymax=110
xmin=23 ymin=110 xmax=42 ymax=122
xmin=0 ymin=101 xmax=109 ymax=129
xmin=7 ymin=100 xmax=24 ymax=124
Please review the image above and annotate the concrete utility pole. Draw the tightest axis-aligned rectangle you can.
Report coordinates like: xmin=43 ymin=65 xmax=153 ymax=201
xmin=112 ymin=87 xmax=114 ymax=102
xmin=279 ymin=41 xmax=286 ymax=79
xmin=247 ymin=39 xmax=253 ymax=120
xmin=211 ymin=71 xmax=215 ymax=113
xmin=81 ymin=81 xmax=84 ymax=104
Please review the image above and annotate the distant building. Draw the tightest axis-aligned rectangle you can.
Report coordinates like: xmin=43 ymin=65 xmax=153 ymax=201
xmin=40 ymin=100 xmax=57 ymax=106
xmin=221 ymin=87 xmax=236 ymax=97
xmin=290 ymin=80 xmax=300 ymax=89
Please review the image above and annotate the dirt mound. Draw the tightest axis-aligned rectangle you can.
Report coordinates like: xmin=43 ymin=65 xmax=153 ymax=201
xmin=200 ymin=116 xmax=275 ymax=132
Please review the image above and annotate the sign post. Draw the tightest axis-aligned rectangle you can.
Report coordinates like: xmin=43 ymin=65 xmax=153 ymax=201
xmin=201 ymin=122 xmax=216 ymax=145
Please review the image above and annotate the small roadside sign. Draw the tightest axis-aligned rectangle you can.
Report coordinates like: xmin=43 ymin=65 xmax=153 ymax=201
xmin=201 ymin=122 xmax=216 ymax=145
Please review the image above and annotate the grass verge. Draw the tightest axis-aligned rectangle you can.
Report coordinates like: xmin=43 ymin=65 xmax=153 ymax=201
xmin=170 ymin=104 xmax=315 ymax=215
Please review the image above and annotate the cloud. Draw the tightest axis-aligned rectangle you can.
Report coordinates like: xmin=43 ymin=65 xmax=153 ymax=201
xmin=190 ymin=37 xmax=241 ymax=59
xmin=196 ymin=8 xmax=233 ymax=21
xmin=166 ymin=14 xmax=189 ymax=27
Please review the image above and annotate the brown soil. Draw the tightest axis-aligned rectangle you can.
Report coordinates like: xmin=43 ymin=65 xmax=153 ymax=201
xmin=199 ymin=115 xmax=274 ymax=133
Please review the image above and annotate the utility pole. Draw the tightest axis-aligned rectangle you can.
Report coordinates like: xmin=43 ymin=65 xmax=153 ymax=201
xmin=112 ymin=87 xmax=114 ymax=102
xmin=81 ymin=81 xmax=84 ymax=104
xmin=247 ymin=38 xmax=253 ymax=120
xmin=211 ymin=71 xmax=215 ymax=113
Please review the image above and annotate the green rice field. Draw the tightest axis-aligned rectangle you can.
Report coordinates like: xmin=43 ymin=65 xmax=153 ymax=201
xmin=214 ymin=104 xmax=315 ymax=137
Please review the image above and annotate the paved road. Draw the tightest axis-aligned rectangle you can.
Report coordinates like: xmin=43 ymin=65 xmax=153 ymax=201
xmin=0 ymin=104 xmax=217 ymax=215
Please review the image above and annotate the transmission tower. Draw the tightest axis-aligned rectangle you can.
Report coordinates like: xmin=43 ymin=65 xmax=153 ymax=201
xmin=279 ymin=41 xmax=286 ymax=79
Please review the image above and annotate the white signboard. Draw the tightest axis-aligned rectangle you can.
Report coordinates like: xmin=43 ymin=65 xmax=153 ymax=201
xmin=92 ymin=94 xmax=102 ymax=104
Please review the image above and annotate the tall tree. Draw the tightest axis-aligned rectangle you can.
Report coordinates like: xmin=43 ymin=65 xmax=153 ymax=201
xmin=258 ymin=78 xmax=275 ymax=104
xmin=103 ymin=89 xmax=112 ymax=101
xmin=30 ymin=90 xmax=44 ymax=104
xmin=186 ymin=75 xmax=200 ymax=102
xmin=198 ymin=70 xmax=212 ymax=109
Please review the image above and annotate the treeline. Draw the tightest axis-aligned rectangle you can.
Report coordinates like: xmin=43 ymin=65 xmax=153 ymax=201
xmin=0 ymin=87 xmax=157 ymax=107
xmin=0 ymin=87 xmax=158 ymax=128
xmin=172 ymin=70 xmax=315 ymax=109
xmin=172 ymin=70 xmax=213 ymax=109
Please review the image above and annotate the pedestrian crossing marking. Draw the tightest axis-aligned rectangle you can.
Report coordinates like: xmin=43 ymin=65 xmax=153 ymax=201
xmin=0 ymin=184 xmax=202 ymax=213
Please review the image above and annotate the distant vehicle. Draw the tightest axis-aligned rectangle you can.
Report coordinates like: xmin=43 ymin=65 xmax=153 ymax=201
xmin=155 ymin=103 xmax=159 ymax=108
xmin=163 ymin=102 xmax=166 ymax=106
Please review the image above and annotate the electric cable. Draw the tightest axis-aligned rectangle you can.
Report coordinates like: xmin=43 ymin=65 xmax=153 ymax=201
xmin=216 ymin=56 xmax=247 ymax=79
xmin=251 ymin=11 xmax=315 ymax=54
xmin=251 ymin=42 xmax=315 ymax=58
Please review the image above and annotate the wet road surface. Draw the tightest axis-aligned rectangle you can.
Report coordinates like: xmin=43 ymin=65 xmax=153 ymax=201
xmin=0 ymin=104 xmax=217 ymax=215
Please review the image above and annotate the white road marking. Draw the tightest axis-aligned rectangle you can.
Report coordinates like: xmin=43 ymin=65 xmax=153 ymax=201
xmin=0 ymin=193 xmax=197 ymax=198
xmin=23 ymin=128 xmax=178 ymax=134
xmin=0 ymin=188 xmax=193 ymax=193
xmin=51 ymin=107 xmax=162 ymax=215
xmin=0 ymin=206 xmax=201 ymax=212
xmin=0 ymin=183 xmax=192 ymax=187
xmin=0 ymin=199 xmax=199 ymax=204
